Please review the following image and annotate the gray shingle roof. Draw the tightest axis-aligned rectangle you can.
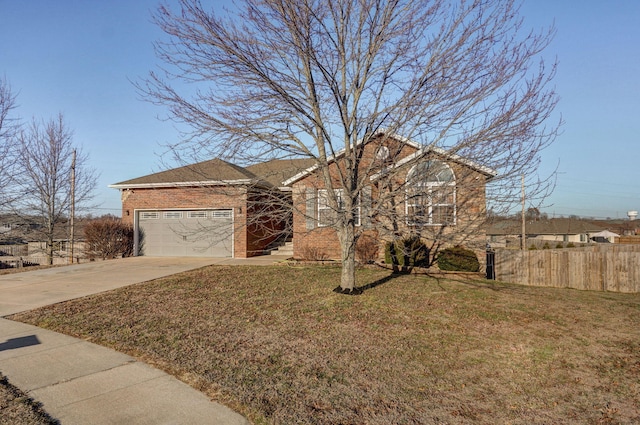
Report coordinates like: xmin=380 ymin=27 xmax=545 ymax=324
xmin=245 ymin=158 xmax=316 ymax=187
xmin=110 ymin=158 xmax=316 ymax=189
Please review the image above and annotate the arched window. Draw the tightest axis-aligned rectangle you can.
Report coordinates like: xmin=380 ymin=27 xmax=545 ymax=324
xmin=406 ymin=160 xmax=456 ymax=225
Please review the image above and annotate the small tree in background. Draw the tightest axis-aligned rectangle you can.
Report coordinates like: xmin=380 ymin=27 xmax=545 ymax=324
xmin=0 ymin=78 xmax=20 ymax=208
xmin=84 ymin=217 xmax=134 ymax=260
xmin=13 ymin=114 xmax=97 ymax=264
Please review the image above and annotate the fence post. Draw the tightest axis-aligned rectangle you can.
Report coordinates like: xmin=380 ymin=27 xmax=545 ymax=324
xmin=486 ymin=249 xmax=495 ymax=280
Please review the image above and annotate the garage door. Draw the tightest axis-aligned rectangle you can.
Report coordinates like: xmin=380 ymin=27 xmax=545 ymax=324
xmin=137 ymin=209 xmax=233 ymax=257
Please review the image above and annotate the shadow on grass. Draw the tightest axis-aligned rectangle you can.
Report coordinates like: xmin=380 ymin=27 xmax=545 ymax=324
xmin=333 ymin=272 xmax=409 ymax=295
xmin=333 ymin=262 xmax=529 ymax=296
xmin=424 ymin=271 xmax=531 ymax=294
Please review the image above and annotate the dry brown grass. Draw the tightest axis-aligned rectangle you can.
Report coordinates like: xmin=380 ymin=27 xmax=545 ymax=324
xmin=10 ymin=265 xmax=640 ymax=424
xmin=0 ymin=373 xmax=59 ymax=425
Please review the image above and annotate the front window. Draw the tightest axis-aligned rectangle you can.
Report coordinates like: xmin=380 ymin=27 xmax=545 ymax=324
xmin=318 ymin=189 xmax=360 ymax=227
xmin=406 ymin=160 xmax=456 ymax=225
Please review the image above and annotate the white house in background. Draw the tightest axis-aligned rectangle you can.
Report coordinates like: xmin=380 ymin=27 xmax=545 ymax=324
xmin=590 ymin=230 xmax=619 ymax=243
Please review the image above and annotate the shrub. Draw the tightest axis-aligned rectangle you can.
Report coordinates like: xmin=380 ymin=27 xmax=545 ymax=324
xmin=356 ymin=235 xmax=378 ymax=264
xmin=384 ymin=236 xmax=429 ymax=268
xmin=555 ymin=242 xmax=564 ymax=249
xmin=543 ymin=242 xmax=551 ymax=249
xmin=299 ymin=245 xmax=330 ymax=261
xmin=437 ymin=246 xmax=480 ymax=272
xmin=528 ymin=244 xmax=538 ymax=250
xmin=566 ymin=242 xmax=575 ymax=248
xmin=84 ymin=218 xmax=134 ymax=260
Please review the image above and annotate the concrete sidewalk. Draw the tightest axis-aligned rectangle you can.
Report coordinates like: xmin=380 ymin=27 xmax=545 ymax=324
xmin=0 ymin=255 xmax=288 ymax=424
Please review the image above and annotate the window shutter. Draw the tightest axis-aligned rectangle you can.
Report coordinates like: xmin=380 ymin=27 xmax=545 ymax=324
xmin=305 ymin=188 xmax=316 ymax=230
xmin=361 ymin=185 xmax=372 ymax=229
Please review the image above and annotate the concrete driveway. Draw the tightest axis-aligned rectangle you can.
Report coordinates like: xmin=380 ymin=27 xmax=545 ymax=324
xmin=0 ymin=256 xmax=224 ymax=316
xmin=0 ymin=255 xmax=289 ymax=316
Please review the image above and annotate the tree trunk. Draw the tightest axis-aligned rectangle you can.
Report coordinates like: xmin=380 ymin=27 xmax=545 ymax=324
xmin=336 ymin=224 xmax=359 ymax=294
xmin=47 ymin=235 xmax=54 ymax=265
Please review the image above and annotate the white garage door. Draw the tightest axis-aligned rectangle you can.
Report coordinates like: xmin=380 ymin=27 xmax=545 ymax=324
xmin=137 ymin=209 xmax=233 ymax=257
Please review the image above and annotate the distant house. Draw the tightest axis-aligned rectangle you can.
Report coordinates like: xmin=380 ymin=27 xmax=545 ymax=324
xmin=589 ymin=230 xmax=619 ymax=243
xmin=487 ymin=218 xmax=607 ymax=248
xmin=0 ymin=214 xmax=42 ymax=243
xmin=0 ymin=214 xmax=87 ymax=264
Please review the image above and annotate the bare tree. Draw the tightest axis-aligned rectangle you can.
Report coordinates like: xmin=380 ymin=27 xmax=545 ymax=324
xmin=140 ymin=0 xmax=560 ymax=291
xmin=0 ymin=77 xmax=21 ymax=208
xmin=14 ymin=114 xmax=97 ymax=264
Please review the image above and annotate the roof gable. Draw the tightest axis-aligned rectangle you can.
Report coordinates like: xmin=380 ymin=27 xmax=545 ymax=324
xmin=283 ymin=130 xmax=497 ymax=186
xmin=372 ymin=144 xmax=498 ymax=181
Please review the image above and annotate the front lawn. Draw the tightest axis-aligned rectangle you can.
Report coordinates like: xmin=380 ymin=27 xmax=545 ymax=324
xmin=10 ymin=265 xmax=640 ymax=424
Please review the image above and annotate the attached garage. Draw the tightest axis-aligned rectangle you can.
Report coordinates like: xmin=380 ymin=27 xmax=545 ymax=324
xmin=111 ymin=157 xmax=316 ymax=258
xmin=136 ymin=209 xmax=233 ymax=257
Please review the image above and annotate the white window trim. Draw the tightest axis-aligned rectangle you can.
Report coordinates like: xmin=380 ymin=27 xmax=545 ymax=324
xmin=212 ymin=210 xmax=232 ymax=219
xmin=140 ymin=211 xmax=160 ymax=220
xmin=188 ymin=211 xmax=208 ymax=219
xmin=317 ymin=189 xmax=361 ymax=227
xmin=406 ymin=161 xmax=457 ymax=226
xmin=164 ymin=211 xmax=183 ymax=219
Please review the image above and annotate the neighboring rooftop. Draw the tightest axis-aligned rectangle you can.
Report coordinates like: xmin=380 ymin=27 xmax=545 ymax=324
xmin=487 ymin=218 xmax=606 ymax=236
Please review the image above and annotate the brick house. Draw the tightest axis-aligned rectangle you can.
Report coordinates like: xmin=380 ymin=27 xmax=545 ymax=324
xmin=111 ymin=132 xmax=496 ymax=260
xmin=284 ymin=132 xmax=497 ymax=260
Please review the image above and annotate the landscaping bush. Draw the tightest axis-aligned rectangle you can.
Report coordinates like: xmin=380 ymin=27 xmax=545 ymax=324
xmin=298 ymin=245 xmax=330 ymax=261
xmin=356 ymin=235 xmax=378 ymax=264
xmin=543 ymin=242 xmax=551 ymax=249
xmin=84 ymin=217 xmax=134 ymax=260
xmin=555 ymin=242 xmax=564 ymax=249
xmin=384 ymin=236 xmax=429 ymax=268
xmin=437 ymin=245 xmax=480 ymax=272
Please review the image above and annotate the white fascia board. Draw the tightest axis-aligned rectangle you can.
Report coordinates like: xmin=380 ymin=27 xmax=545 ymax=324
xmin=281 ymin=129 xmax=422 ymax=186
xmin=429 ymin=146 xmax=498 ymax=178
xmin=370 ymin=146 xmax=498 ymax=181
xmin=108 ymin=179 xmax=256 ymax=190
xmin=282 ymin=164 xmax=321 ymax=187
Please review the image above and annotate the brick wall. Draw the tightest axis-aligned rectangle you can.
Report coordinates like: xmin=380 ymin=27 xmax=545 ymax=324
xmin=291 ymin=137 xmax=490 ymax=262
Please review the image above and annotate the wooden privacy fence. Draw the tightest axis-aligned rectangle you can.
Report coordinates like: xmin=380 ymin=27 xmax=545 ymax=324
xmin=0 ymin=244 xmax=28 ymax=257
xmin=494 ymin=244 xmax=640 ymax=293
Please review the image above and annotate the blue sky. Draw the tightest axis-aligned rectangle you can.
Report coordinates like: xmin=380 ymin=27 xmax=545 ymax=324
xmin=1 ymin=0 xmax=638 ymax=219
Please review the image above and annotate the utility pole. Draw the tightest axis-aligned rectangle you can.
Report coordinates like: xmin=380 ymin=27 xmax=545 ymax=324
xmin=68 ymin=149 xmax=76 ymax=264
xmin=521 ymin=174 xmax=525 ymax=250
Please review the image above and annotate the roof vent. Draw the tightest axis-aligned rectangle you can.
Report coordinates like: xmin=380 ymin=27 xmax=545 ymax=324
xmin=375 ymin=146 xmax=390 ymax=162
xmin=628 ymin=210 xmax=638 ymax=221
